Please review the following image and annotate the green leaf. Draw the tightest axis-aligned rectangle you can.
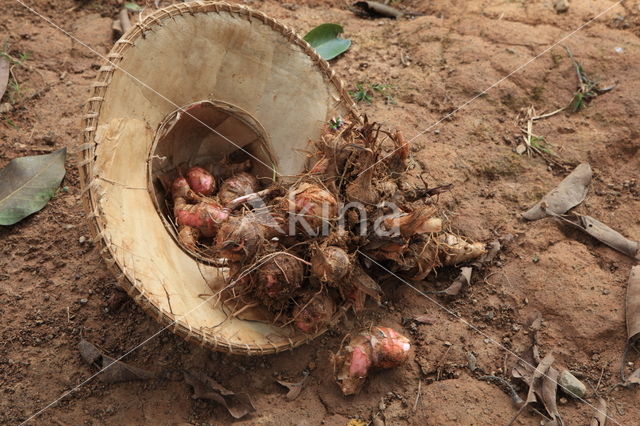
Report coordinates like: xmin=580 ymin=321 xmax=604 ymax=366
xmin=0 ymin=148 xmax=67 ymax=225
xmin=303 ymin=23 xmax=351 ymax=61
xmin=124 ymin=2 xmax=142 ymax=12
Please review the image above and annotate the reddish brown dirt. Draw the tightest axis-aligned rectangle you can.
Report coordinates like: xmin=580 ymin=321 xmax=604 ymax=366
xmin=1 ymin=0 xmax=639 ymax=424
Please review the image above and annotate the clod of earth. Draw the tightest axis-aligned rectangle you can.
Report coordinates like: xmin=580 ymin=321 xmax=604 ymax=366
xmin=522 ymin=163 xmax=592 ymax=220
xmin=332 ymin=326 xmax=411 ymax=395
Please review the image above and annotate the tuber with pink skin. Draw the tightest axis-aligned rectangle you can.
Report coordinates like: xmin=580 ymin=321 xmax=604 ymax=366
xmin=332 ymin=326 xmax=411 ymax=395
xmin=174 ymin=201 xmax=229 ymax=237
xmin=172 ymin=176 xmax=229 ymax=249
xmin=286 ymin=183 xmax=338 ymax=234
xmin=186 ymin=166 xmax=216 ymax=196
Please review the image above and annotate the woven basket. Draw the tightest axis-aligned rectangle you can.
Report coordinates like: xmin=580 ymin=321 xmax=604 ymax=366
xmin=79 ymin=1 xmax=357 ymax=354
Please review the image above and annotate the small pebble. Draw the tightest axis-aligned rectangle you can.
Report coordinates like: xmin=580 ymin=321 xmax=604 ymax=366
xmin=559 ymin=370 xmax=587 ymax=399
xmin=443 ymin=341 xmax=452 ymax=347
xmin=554 ymin=0 xmax=569 ymax=13
xmin=603 ymin=289 xmax=610 ymax=295
xmin=79 ymin=236 xmax=87 ymax=244
xmin=79 ymin=298 xmax=88 ymax=305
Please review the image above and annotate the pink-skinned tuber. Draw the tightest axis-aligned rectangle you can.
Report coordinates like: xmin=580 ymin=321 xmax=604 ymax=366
xmin=186 ymin=166 xmax=216 ymax=196
xmin=332 ymin=326 xmax=411 ymax=395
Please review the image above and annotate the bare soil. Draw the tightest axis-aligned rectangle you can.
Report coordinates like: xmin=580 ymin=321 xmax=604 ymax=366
xmin=1 ymin=0 xmax=639 ymax=424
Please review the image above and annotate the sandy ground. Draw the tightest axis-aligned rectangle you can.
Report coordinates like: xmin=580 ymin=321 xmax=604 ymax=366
xmin=1 ymin=0 xmax=640 ymax=424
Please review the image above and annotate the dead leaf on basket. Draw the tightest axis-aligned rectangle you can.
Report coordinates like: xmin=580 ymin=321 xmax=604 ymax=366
xmin=184 ymin=370 xmax=255 ymax=419
xmin=425 ymin=267 xmax=472 ymax=296
xmin=590 ymin=397 xmax=607 ymax=426
xmin=276 ymin=373 xmax=308 ymax=401
xmin=78 ymin=339 xmax=155 ymax=383
xmin=553 ymin=213 xmax=640 ymax=260
xmin=523 ymin=163 xmax=592 ymax=220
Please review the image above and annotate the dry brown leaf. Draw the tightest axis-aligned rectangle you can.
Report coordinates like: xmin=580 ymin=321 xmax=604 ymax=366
xmin=0 ymin=57 xmax=9 ymax=102
xmin=477 ymin=240 xmax=501 ymax=263
xmin=523 ymin=163 xmax=592 ymax=220
xmin=626 ymin=368 xmax=640 ymax=385
xmin=537 ymin=366 xmax=562 ymax=424
xmin=184 ymin=370 xmax=255 ymax=419
xmin=426 ymin=267 xmax=472 ymax=296
xmin=276 ymin=374 xmax=308 ymax=401
xmin=590 ymin=397 xmax=607 ymax=426
xmin=626 ymin=265 xmax=640 ymax=345
xmin=78 ymin=339 xmax=156 ymax=383
xmin=556 ymin=214 xmax=639 ymax=260
xmin=511 ymin=352 xmax=561 ymax=425
xmin=413 ymin=314 xmax=436 ymax=325
xmin=352 ymin=265 xmax=383 ymax=302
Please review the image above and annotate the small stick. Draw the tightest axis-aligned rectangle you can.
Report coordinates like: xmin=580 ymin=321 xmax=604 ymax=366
xmin=226 ymin=188 xmax=275 ymax=211
xmin=413 ymin=379 xmax=422 ymax=411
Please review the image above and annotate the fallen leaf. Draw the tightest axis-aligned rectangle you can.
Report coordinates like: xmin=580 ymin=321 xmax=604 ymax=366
xmin=590 ymin=397 xmax=607 ymax=426
xmin=184 ymin=370 xmax=255 ymax=419
xmin=0 ymin=148 xmax=67 ymax=225
xmin=626 ymin=266 xmax=640 ymax=344
xmin=276 ymin=373 xmax=308 ymax=401
xmin=124 ymin=2 xmax=142 ymax=12
xmin=303 ymin=24 xmax=351 ymax=61
xmin=0 ymin=56 xmax=9 ymax=102
xmin=352 ymin=265 xmax=383 ymax=302
xmin=426 ymin=267 xmax=472 ymax=296
xmin=352 ymin=1 xmax=404 ymax=19
xmin=537 ymin=366 xmax=562 ymax=424
xmin=555 ymin=213 xmax=639 ymax=260
xmin=626 ymin=368 xmax=640 ymax=385
xmin=477 ymin=240 xmax=501 ymax=263
xmin=512 ymin=350 xmax=562 ymax=425
xmin=523 ymin=163 xmax=592 ymax=220
xmin=413 ymin=314 xmax=436 ymax=325
xmin=78 ymin=339 xmax=155 ymax=383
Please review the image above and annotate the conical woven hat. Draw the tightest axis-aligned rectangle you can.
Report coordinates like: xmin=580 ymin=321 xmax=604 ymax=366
xmin=79 ymin=2 xmax=357 ymax=354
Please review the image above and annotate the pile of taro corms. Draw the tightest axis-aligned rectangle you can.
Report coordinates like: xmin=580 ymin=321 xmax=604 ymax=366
xmin=166 ymin=117 xmax=487 ymax=394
